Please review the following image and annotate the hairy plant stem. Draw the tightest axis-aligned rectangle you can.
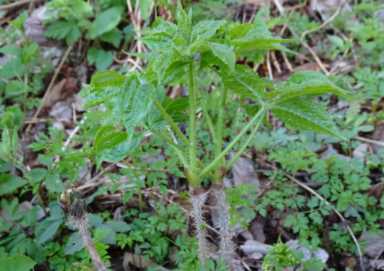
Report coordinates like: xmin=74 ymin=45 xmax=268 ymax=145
xmin=188 ymin=62 xmax=198 ymax=185
xmin=211 ymin=183 xmax=236 ymax=269
xmin=190 ymin=189 xmax=209 ymax=268
xmin=154 ymin=100 xmax=189 ymax=146
xmin=200 ymin=107 xmax=265 ymax=178
xmin=73 ymin=216 xmax=107 ymax=271
xmin=213 ymin=87 xmax=228 ymax=182
xmin=226 ymin=110 xmax=265 ymax=170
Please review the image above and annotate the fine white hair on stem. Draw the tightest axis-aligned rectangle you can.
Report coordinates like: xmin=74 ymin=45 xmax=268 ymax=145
xmin=212 ymin=185 xmax=241 ymax=270
xmin=190 ymin=190 xmax=209 ymax=267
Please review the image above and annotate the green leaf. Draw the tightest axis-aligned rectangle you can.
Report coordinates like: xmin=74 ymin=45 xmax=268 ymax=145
xmin=208 ymin=42 xmax=235 ymax=71
xmin=271 ymin=98 xmax=345 ymax=139
xmin=94 ymin=125 xmax=128 ymax=155
xmin=228 ymin=14 xmax=288 ymax=53
xmin=87 ymin=48 xmax=113 ymax=70
xmin=232 ymin=37 xmax=287 ymax=52
xmin=0 ymin=255 xmax=35 ymax=271
xmin=176 ymin=4 xmax=192 ymax=38
xmin=45 ymin=20 xmax=81 ymax=44
xmin=0 ymin=128 xmax=19 ymax=160
xmin=191 ymin=20 xmax=225 ymax=41
xmin=138 ymin=0 xmax=153 ymax=20
xmin=64 ymin=232 xmax=84 ymax=255
xmin=222 ymin=66 xmax=269 ymax=101
xmin=271 ymin=71 xmax=348 ymax=103
xmin=45 ymin=173 xmax=64 ymax=193
xmin=88 ymin=7 xmax=122 ymax=39
xmin=5 ymin=80 xmax=30 ymax=98
xmin=0 ymin=175 xmax=26 ymax=196
xmin=90 ymin=70 xmax=126 ymax=91
xmin=100 ymin=29 xmax=122 ymax=47
xmin=35 ymin=203 xmax=63 ymax=244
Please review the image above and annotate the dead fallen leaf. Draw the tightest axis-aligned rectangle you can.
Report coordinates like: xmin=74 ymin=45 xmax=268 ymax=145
xmin=360 ymin=231 xmax=384 ymax=259
xmin=24 ymin=7 xmax=48 ymax=45
xmin=370 ymin=260 xmax=384 ymax=270
xmin=372 ymin=122 xmax=384 ymax=153
xmin=376 ymin=9 xmax=384 ymax=24
xmin=353 ymin=144 xmax=369 ymax=161
xmin=240 ymin=240 xmax=271 ymax=256
xmin=287 ymin=240 xmax=329 ymax=263
xmin=293 ymin=62 xmax=323 ymax=73
xmin=49 ymin=101 xmax=72 ymax=124
xmin=43 ymin=79 xmax=66 ymax=108
xmin=250 ymin=218 xmax=266 ymax=243
xmin=232 ymin=157 xmax=260 ymax=188
xmin=310 ymin=0 xmax=351 ymax=20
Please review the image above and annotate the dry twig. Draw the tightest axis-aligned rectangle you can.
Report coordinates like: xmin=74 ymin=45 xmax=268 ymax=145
xmin=25 ymin=45 xmax=74 ymax=132
xmin=271 ymin=0 xmax=347 ymax=76
xmin=356 ymin=136 xmax=384 ymax=148
xmin=0 ymin=0 xmax=34 ymax=11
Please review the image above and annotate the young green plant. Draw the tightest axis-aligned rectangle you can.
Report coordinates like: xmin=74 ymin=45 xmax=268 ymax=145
xmin=87 ymin=6 xmax=348 ymax=269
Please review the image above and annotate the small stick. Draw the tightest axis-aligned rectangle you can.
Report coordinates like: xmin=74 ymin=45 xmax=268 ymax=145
xmin=25 ymin=44 xmax=74 ymax=133
xmin=282 ymin=51 xmax=293 ymax=72
xmin=272 ymin=0 xmax=332 ymax=75
xmin=62 ymin=117 xmax=86 ymax=151
xmin=300 ymin=1 xmax=346 ymax=41
xmin=301 ymin=41 xmax=330 ymax=75
xmin=272 ymin=0 xmax=284 ymax=15
xmin=271 ymin=51 xmax=282 ymax=74
xmin=356 ymin=136 xmax=384 ymax=148
xmin=0 ymin=0 xmax=33 ymax=11
xmin=266 ymin=52 xmax=273 ymax=80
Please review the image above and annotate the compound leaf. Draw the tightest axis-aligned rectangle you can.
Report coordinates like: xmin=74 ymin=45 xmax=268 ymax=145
xmin=271 ymin=98 xmax=345 ymax=139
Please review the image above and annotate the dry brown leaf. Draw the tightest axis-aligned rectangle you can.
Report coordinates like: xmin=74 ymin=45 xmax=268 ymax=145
xmin=24 ymin=7 xmax=48 ymax=45
xmin=372 ymin=122 xmax=384 ymax=153
xmin=232 ymin=157 xmax=260 ymax=187
xmin=43 ymin=79 xmax=66 ymax=108
xmin=310 ymin=0 xmax=351 ymax=20
xmin=360 ymin=231 xmax=384 ymax=259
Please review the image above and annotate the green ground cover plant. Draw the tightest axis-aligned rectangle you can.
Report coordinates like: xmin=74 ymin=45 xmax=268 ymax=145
xmin=85 ymin=5 xmax=348 ymax=269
